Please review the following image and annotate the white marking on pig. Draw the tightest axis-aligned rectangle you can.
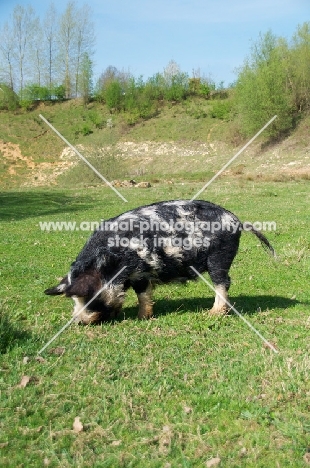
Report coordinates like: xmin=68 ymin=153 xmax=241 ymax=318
xmin=136 ymin=246 xmax=161 ymax=270
xmin=210 ymin=284 xmax=229 ymax=315
xmin=164 ymin=200 xmax=189 ymax=207
xmin=221 ymin=212 xmax=239 ymax=232
xmin=72 ymin=295 xmax=85 ymax=319
xmin=163 ymin=243 xmax=183 ymax=260
xmin=176 ymin=206 xmax=190 ymax=218
xmin=117 ymin=212 xmax=137 ymax=220
xmin=146 ymin=252 xmax=161 ymax=269
xmin=138 ymin=207 xmax=159 ymax=217
xmin=100 ymin=283 xmax=125 ymax=308
xmin=136 ymin=245 xmax=149 ymax=259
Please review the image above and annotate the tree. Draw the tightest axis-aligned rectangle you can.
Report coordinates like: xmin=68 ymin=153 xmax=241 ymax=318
xmin=43 ymin=3 xmax=59 ymax=95
xmin=289 ymin=22 xmax=310 ymax=112
xmin=12 ymin=5 xmax=37 ymax=98
xmin=30 ymin=16 xmax=44 ymax=86
xmin=235 ymin=31 xmax=294 ymax=138
xmin=163 ymin=60 xmax=189 ymax=101
xmin=57 ymin=1 xmax=95 ymax=98
xmin=74 ymin=4 xmax=95 ymax=97
xmin=0 ymin=22 xmax=15 ymax=90
xmin=58 ymin=1 xmax=76 ymax=98
xmin=78 ymin=52 xmax=93 ymax=105
xmin=163 ymin=60 xmax=181 ymax=86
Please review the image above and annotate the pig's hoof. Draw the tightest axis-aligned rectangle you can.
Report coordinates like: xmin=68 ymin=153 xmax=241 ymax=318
xmin=209 ymin=306 xmax=229 ymax=316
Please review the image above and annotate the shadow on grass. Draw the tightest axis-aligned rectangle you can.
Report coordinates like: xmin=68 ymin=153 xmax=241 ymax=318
xmin=118 ymin=294 xmax=302 ymax=321
xmin=0 ymin=191 xmax=97 ymax=221
xmin=0 ymin=308 xmax=33 ymax=354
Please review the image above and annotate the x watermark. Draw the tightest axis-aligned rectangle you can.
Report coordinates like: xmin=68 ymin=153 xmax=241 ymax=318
xmin=38 ymin=266 xmax=127 ymax=355
xmin=39 ymin=114 xmax=128 ymax=203
xmin=191 ymin=115 xmax=277 ymax=201
xmin=190 ymin=266 xmax=278 ymax=353
xmin=39 ymin=114 xmax=279 ymax=355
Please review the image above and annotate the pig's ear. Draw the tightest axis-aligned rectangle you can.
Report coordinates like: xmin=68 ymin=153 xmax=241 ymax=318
xmin=44 ymin=276 xmax=69 ymax=295
xmin=65 ymin=272 xmax=100 ymax=298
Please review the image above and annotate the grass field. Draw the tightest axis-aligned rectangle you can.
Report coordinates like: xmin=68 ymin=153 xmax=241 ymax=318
xmin=0 ymin=178 xmax=309 ymax=467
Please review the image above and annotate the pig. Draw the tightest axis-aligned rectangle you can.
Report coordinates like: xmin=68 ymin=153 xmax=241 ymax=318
xmin=45 ymin=199 xmax=275 ymax=323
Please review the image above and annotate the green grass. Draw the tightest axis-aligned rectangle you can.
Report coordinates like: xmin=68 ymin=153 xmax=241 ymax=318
xmin=0 ymin=180 xmax=309 ymax=467
xmin=1 ymin=99 xmax=310 ymax=192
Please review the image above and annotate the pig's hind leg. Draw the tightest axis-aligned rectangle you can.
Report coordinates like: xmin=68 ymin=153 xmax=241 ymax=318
xmin=206 ymin=245 xmax=238 ymax=315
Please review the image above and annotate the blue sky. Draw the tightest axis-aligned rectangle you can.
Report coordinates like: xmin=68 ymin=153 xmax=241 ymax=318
xmin=1 ymin=0 xmax=309 ymax=86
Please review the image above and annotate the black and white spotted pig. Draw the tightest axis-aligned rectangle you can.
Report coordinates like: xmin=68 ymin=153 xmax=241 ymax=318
xmin=45 ymin=199 xmax=275 ymax=323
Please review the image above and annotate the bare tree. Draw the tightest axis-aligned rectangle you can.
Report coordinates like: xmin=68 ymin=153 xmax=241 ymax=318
xmin=31 ymin=16 xmax=44 ymax=86
xmin=12 ymin=5 xmax=37 ymax=98
xmin=58 ymin=1 xmax=77 ymax=98
xmin=74 ymin=4 xmax=95 ymax=97
xmin=163 ymin=60 xmax=181 ymax=85
xmin=0 ymin=1 xmax=95 ymax=99
xmin=0 ymin=22 xmax=16 ymax=89
xmin=43 ymin=2 xmax=59 ymax=94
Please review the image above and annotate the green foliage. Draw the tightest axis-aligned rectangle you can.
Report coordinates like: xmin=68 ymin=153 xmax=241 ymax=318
xmin=211 ymin=99 xmax=233 ymax=120
xmin=288 ymin=22 xmax=310 ymax=112
xmin=0 ymin=83 xmax=19 ymax=110
xmin=19 ymin=98 xmax=34 ymax=110
xmin=189 ymin=78 xmax=212 ymax=98
xmin=80 ymin=124 xmax=93 ymax=136
xmin=163 ymin=72 xmax=190 ymax=101
xmin=73 ymin=122 xmax=93 ymax=137
xmin=15 ymin=83 xmax=66 ymax=105
xmin=52 ymin=84 xmax=66 ymax=100
xmin=88 ymin=110 xmax=104 ymax=128
xmin=92 ymin=63 xmax=226 ymax=126
xmin=78 ymin=52 xmax=93 ymax=106
xmin=144 ymin=73 xmax=166 ymax=100
xmin=22 ymin=84 xmax=51 ymax=101
xmin=104 ymin=80 xmax=123 ymax=111
xmin=234 ymin=24 xmax=310 ymax=138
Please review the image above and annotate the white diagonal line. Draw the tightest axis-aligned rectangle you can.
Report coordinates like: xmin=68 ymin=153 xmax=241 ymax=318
xmin=38 ymin=266 xmax=127 ymax=355
xmin=189 ymin=266 xmax=278 ymax=353
xmin=39 ymin=114 xmax=128 ymax=203
xmin=191 ymin=115 xmax=277 ymax=201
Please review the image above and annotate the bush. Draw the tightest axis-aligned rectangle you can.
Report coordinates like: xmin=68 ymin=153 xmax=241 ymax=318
xmin=0 ymin=83 xmax=19 ymax=110
xmin=52 ymin=84 xmax=66 ymax=100
xmin=234 ymin=30 xmax=300 ymax=138
xmin=88 ymin=110 xmax=104 ymax=128
xmin=23 ymin=84 xmax=51 ymax=101
xmin=163 ymin=73 xmax=189 ymax=102
xmin=211 ymin=99 xmax=233 ymax=120
xmin=189 ymin=78 xmax=212 ymax=98
xmin=19 ymin=99 xmax=34 ymax=111
xmin=104 ymin=81 xmax=123 ymax=111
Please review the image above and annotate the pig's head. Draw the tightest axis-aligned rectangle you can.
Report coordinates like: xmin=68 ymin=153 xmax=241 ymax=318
xmin=44 ymin=268 xmax=125 ymax=324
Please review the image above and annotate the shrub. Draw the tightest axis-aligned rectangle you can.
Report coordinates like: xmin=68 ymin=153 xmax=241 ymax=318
xmin=211 ymin=99 xmax=233 ymax=120
xmin=104 ymin=80 xmax=123 ymax=111
xmin=23 ymin=84 xmax=50 ymax=101
xmin=19 ymin=99 xmax=34 ymax=111
xmin=88 ymin=110 xmax=104 ymax=128
xmin=0 ymin=83 xmax=19 ymax=110
xmin=52 ymin=84 xmax=66 ymax=101
xmin=234 ymin=30 xmax=297 ymax=138
xmin=163 ymin=73 xmax=189 ymax=102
